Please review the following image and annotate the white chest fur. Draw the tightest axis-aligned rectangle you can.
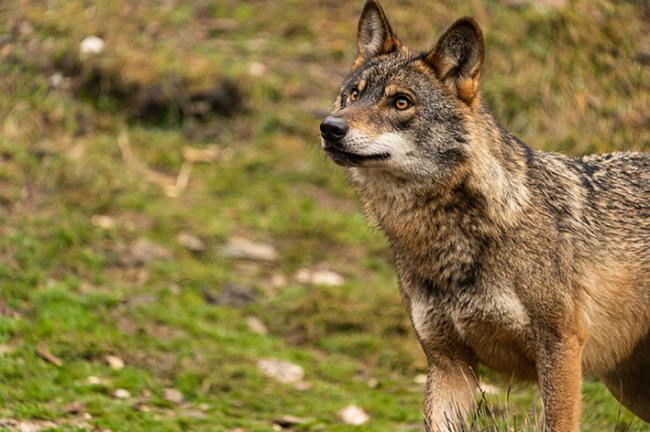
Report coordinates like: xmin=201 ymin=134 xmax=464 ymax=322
xmin=409 ymin=285 xmax=531 ymax=346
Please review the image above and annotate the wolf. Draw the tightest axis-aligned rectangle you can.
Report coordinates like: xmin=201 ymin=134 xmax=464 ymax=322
xmin=319 ymin=1 xmax=650 ymax=431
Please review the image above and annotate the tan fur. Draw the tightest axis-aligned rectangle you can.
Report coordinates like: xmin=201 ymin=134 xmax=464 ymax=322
xmin=580 ymin=262 xmax=650 ymax=374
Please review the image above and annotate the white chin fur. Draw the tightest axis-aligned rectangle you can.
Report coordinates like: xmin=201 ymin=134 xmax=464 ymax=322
xmin=344 ymin=130 xmax=414 ymax=163
xmin=370 ymin=132 xmax=414 ymax=162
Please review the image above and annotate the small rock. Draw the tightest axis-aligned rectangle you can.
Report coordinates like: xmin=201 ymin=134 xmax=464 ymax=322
xmin=204 ymin=283 xmax=256 ymax=307
xmin=105 ymin=355 xmax=124 ymax=370
xmin=220 ymin=237 xmax=279 ymax=262
xmin=0 ymin=419 xmax=58 ymax=432
xmin=414 ymin=374 xmax=428 ymax=385
xmin=135 ymin=404 xmax=151 ymax=413
xmin=49 ymin=72 xmax=64 ymax=88
xmin=87 ymin=376 xmax=104 ymax=385
xmin=177 ymin=232 xmax=206 ymax=252
xmin=113 ymin=388 xmax=131 ymax=399
xmin=91 ymin=215 xmax=116 ymax=229
xmin=338 ymin=404 xmax=369 ymax=425
xmin=257 ymin=358 xmax=304 ymax=384
xmin=128 ymin=238 xmax=172 ymax=265
xmin=79 ymin=35 xmax=105 ymax=55
xmin=248 ymin=62 xmax=266 ymax=77
xmin=295 ymin=268 xmax=344 ymax=286
xmin=246 ymin=316 xmax=268 ymax=335
xmin=164 ymin=388 xmax=184 ymax=403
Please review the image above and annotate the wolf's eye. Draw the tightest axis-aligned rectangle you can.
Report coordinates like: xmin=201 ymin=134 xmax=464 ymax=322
xmin=394 ymin=96 xmax=412 ymax=110
xmin=350 ymin=88 xmax=360 ymax=102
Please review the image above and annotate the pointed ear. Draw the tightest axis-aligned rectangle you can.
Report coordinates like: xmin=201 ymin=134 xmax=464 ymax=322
xmin=354 ymin=0 xmax=402 ymax=69
xmin=424 ymin=17 xmax=484 ymax=105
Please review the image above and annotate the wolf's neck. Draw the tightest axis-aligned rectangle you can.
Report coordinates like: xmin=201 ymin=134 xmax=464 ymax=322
xmin=352 ymin=114 xmax=530 ymax=285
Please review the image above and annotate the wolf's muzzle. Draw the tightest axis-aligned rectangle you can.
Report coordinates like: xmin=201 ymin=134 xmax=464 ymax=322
xmin=320 ymin=116 xmax=349 ymax=143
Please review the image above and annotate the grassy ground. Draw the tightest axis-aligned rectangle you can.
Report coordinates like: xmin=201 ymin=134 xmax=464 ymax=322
xmin=0 ymin=0 xmax=648 ymax=431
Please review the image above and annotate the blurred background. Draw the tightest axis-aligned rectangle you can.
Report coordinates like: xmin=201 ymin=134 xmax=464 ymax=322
xmin=0 ymin=0 xmax=648 ymax=431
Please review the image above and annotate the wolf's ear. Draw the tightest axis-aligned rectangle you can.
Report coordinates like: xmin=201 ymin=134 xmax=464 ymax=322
xmin=425 ymin=17 xmax=484 ymax=105
xmin=354 ymin=0 xmax=401 ymax=69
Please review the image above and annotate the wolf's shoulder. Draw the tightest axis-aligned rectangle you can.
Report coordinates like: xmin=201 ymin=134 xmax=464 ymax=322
xmin=579 ymin=151 xmax=649 ymax=171
xmin=522 ymin=149 xmax=649 ymax=227
xmin=530 ymin=150 xmax=649 ymax=188
xmin=570 ymin=151 xmax=649 ymax=192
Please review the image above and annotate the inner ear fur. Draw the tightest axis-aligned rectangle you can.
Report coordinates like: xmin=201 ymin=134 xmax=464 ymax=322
xmin=425 ymin=17 xmax=485 ymax=105
xmin=354 ymin=0 xmax=402 ymax=69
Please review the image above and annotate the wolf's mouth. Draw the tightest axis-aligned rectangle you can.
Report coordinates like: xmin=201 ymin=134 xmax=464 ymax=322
xmin=324 ymin=147 xmax=390 ymax=165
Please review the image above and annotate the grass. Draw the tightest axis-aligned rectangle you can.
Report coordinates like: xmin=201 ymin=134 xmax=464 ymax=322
xmin=0 ymin=0 xmax=649 ymax=430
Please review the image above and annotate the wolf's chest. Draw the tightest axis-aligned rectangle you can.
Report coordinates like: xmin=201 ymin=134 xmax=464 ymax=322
xmin=410 ymin=286 xmax=537 ymax=379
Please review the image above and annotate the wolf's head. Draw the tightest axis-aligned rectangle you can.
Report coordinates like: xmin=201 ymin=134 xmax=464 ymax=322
xmin=321 ymin=0 xmax=485 ymax=185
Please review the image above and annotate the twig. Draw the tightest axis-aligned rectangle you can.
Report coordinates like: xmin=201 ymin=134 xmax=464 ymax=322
xmin=117 ymin=130 xmax=193 ymax=198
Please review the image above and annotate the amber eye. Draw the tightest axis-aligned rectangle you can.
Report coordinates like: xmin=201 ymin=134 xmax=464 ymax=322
xmin=394 ymin=96 xmax=412 ymax=110
xmin=350 ymin=88 xmax=360 ymax=102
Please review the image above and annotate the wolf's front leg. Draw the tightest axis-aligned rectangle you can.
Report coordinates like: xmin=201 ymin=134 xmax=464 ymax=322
xmin=536 ymin=332 xmax=585 ymax=432
xmin=423 ymin=357 xmax=478 ymax=432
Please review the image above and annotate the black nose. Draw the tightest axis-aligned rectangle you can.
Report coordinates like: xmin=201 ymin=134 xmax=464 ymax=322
xmin=320 ymin=116 xmax=349 ymax=142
